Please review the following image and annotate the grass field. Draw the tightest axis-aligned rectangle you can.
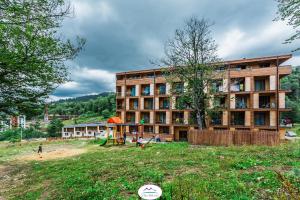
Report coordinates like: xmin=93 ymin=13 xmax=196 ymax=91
xmin=0 ymin=140 xmax=300 ymax=199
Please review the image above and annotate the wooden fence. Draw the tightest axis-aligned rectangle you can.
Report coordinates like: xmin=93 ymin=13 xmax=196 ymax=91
xmin=188 ymin=129 xmax=280 ymax=146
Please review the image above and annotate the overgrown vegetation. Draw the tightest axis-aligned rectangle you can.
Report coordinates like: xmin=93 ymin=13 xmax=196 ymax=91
xmin=1 ymin=141 xmax=300 ymax=199
xmin=0 ymin=128 xmax=46 ymax=142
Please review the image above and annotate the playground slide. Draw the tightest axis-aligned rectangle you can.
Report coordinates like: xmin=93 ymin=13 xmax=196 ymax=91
xmin=99 ymin=138 xmax=108 ymax=146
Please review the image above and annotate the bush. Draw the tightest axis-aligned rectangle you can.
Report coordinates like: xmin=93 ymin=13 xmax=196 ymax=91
xmin=101 ymin=109 xmax=111 ymax=119
xmin=0 ymin=128 xmax=45 ymax=141
xmin=47 ymin=118 xmax=64 ymax=137
xmin=0 ymin=129 xmax=20 ymax=141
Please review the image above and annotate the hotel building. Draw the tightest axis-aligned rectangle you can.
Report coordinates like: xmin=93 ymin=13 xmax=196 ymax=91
xmin=115 ymin=54 xmax=292 ymax=141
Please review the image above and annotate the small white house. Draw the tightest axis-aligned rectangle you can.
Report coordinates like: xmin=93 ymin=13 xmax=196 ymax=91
xmin=62 ymin=123 xmax=112 ymax=138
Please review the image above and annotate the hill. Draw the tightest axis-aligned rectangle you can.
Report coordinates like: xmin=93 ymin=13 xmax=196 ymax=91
xmin=55 ymin=92 xmax=114 ymax=103
xmin=48 ymin=92 xmax=116 ymax=123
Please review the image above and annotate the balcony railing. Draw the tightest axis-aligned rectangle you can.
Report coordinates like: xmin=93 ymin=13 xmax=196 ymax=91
xmin=141 ymin=118 xmax=150 ymax=124
xmin=211 ymin=119 xmax=222 ymax=125
xmin=129 ymin=105 xmax=138 ymax=110
xmin=126 ymin=90 xmax=136 ymax=97
xmin=173 ymin=118 xmax=184 ymax=124
xmin=159 ymin=104 xmax=170 ymax=109
xmin=141 ymin=91 xmax=151 ymax=96
xmin=230 ymin=84 xmax=244 ymax=92
xmin=156 ymin=119 xmax=166 ymax=124
xmin=144 ymin=104 xmax=153 ymax=109
xmin=259 ymin=102 xmax=276 ymax=109
xmin=126 ymin=118 xmax=135 ymax=123
xmin=231 ymin=120 xmax=245 ymax=126
xmin=117 ymin=105 xmax=124 ymax=109
xmin=235 ymin=101 xmax=248 ymax=109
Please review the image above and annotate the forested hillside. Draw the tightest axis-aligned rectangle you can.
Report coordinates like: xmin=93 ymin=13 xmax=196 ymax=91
xmin=48 ymin=92 xmax=116 ymax=119
xmin=281 ymin=67 xmax=300 ymax=122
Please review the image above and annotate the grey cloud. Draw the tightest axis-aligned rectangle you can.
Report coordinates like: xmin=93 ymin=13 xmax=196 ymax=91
xmin=52 ymin=0 xmax=300 ymax=99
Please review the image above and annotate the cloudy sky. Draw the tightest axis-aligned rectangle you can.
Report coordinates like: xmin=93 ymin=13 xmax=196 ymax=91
xmin=51 ymin=0 xmax=300 ymax=100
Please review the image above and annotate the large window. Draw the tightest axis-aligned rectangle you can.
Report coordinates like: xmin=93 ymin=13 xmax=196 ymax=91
xmin=254 ymin=112 xmax=267 ymax=126
xmin=230 ymin=112 xmax=245 ymax=126
xmin=255 ymin=79 xmax=265 ymax=91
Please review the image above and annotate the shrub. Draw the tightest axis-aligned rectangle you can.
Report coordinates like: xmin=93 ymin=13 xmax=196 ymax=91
xmin=0 ymin=128 xmax=45 ymax=141
xmin=47 ymin=118 xmax=64 ymax=137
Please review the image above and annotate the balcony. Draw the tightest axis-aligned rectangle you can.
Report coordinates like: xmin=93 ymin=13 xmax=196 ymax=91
xmin=156 ymin=112 xmax=166 ymax=124
xmin=117 ymin=104 xmax=124 ymax=110
xmin=116 ymin=99 xmax=125 ymax=110
xmin=230 ymin=111 xmax=245 ymax=126
xmin=213 ymin=96 xmax=227 ymax=109
xmin=126 ymin=86 xmax=136 ymax=97
xmin=254 ymin=111 xmax=269 ymax=126
xmin=129 ymin=99 xmax=139 ymax=110
xmin=140 ymin=112 xmax=150 ymax=124
xmin=144 ymin=98 xmax=153 ymax=110
xmin=141 ymin=84 xmax=151 ymax=96
xmin=159 ymin=97 xmax=170 ymax=109
xmin=254 ymin=77 xmax=268 ymax=91
xmin=159 ymin=126 xmax=170 ymax=134
xmin=156 ymin=83 xmax=166 ymax=95
xmin=173 ymin=82 xmax=184 ymax=94
xmin=144 ymin=125 xmax=154 ymax=133
xmin=172 ymin=112 xmax=184 ymax=124
xmin=116 ymin=86 xmax=122 ymax=97
xmin=230 ymin=78 xmax=245 ymax=92
xmin=210 ymin=111 xmax=222 ymax=125
xmin=259 ymin=95 xmax=276 ymax=109
xmin=126 ymin=113 xmax=135 ymax=123
xmin=212 ymin=80 xmax=223 ymax=93
xmin=235 ymin=94 xmax=249 ymax=109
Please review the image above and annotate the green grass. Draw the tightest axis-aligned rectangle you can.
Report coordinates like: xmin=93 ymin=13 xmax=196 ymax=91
xmin=1 ymin=141 xmax=300 ymax=199
xmin=63 ymin=116 xmax=104 ymax=125
xmin=291 ymin=123 xmax=300 ymax=136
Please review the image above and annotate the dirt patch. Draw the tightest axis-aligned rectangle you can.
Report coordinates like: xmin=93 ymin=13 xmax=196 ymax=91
xmin=17 ymin=148 xmax=86 ymax=161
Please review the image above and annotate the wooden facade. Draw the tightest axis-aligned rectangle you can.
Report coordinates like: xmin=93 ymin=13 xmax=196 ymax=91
xmin=115 ymin=54 xmax=292 ymax=141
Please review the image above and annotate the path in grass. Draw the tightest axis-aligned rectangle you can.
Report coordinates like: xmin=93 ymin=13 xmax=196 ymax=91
xmin=0 ymin=140 xmax=300 ymax=199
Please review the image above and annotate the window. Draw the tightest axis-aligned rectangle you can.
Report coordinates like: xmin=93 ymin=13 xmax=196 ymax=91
xmin=158 ymin=84 xmax=166 ymax=95
xmin=159 ymin=126 xmax=169 ymax=134
xmin=236 ymin=95 xmax=248 ymax=109
xmin=211 ymin=112 xmax=222 ymax=125
xmin=65 ymin=132 xmax=69 ymax=136
xmin=144 ymin=126 xmax=154 ymax=133
xmin=231 ymin=112 xmax=245 ymax=126
xmin=255 ymin=79 xmax=265 ymax=91
xmin=254 ymin=112 xmax=266 ymax=126
xmin=259 ymin=96 xmax=270 ymax=108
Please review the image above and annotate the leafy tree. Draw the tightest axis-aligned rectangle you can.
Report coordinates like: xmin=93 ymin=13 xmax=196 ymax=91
xmin=47 ymin=118 xmax=64 ymax=137
xmin=276 ymin=0 xmax=300 ymax=50
xmin=281 ymin=67 xmax=300 ymax=122
xmin=162 ymin=17 xmax=221 ymax=129
xmin=0 ymin=0 xmax=85 ymax=116
xmin=101 ymin=109 xmax=111 ymax=119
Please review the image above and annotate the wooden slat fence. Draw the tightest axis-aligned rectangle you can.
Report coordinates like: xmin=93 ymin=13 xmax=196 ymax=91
xmin=188 ymin=129 xmax=280 ymax=146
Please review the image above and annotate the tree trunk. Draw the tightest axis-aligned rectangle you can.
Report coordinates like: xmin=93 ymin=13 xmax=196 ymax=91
xmin=196 ymin=110 xmax=203 ymax=130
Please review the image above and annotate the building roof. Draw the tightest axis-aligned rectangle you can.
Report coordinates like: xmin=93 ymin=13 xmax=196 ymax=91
xmin=116 ymin=54 xmax=292 ymax=75
xmin=63 ymin=122 xmax=106 ymax=128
